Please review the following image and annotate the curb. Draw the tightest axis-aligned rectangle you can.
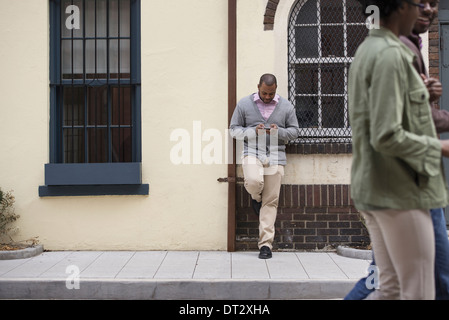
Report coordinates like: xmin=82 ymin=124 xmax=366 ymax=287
xmin=0 ymin=245 xmax=44 ymax=260
xmin=0 ymin=278 xmax=357 ymax=300
xmin=336 ymin=246 xmax=372 ymax=260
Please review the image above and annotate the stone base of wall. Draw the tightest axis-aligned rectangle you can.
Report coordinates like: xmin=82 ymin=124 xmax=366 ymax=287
xmin=235 ymin=184 xmax=370 ymax=251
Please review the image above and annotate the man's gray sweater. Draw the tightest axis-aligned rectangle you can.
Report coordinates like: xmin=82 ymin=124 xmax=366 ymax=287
xmin=229 ymin=94 xmax=300 ymax=165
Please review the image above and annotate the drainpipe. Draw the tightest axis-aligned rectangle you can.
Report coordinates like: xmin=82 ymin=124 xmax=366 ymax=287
xmin=227 ymin=0 xmax=237 ymax=252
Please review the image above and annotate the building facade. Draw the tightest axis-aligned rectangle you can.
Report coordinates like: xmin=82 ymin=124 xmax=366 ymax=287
xmin=0 ymin=0 xmax=444 ymax=251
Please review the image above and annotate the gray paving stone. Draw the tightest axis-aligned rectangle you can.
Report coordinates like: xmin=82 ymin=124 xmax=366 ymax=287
xmin=193 ymin=251 xmax=231 ymax=279
xmin=1 ymin=251 xmax=70 ymax=278
xmin=266 ymin=252 xmax=308 ymax=279
xmin=329 ymin=252 xmax=371 ymax=279
xmin=40 ymin=251 xmax=103 ymax=278
xmin=154 ymin=251 xmax=199 ymax=279
xmin=116 ymin=251 xmax=167 ymax=279
xmin=231 ymin=252 xmax=270 ymax=279
xmin=81 ymin=251 xmax=135 ymax=278
xmin=296 ymin=252 xmax=347 ymax=279
xmin=0 ymin=258 xmax=31 ymax=276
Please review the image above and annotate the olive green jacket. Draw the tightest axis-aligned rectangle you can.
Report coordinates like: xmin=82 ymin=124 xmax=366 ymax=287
xmin=348 ymin=27 xmax=448 ymax=211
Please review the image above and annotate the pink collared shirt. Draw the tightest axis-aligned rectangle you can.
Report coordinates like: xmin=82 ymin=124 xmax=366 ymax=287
xmin=253 ymin=93 xmax=279 ymax=121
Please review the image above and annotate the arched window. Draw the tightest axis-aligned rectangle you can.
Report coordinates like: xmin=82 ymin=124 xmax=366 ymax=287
xmin=288 ymin=0 xmax=368 ymax=143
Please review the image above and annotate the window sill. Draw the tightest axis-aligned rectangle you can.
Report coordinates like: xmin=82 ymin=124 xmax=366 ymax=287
xmin=39 ymin=184 xmax=149 ymax=197
xmin=40 ymin=162 xmax=149 ymax=197
xmin=286 ymin=142 xmax=352 ymax=155
xmin=44 ymin=163 xmax=143 ymax=185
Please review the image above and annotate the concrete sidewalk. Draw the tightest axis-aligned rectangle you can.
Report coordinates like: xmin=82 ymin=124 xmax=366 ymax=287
xmin=0 ymin=250 xmax=370 ymax=300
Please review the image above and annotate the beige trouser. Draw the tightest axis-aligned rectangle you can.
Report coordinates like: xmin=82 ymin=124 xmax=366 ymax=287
xmin=361 ymin=209 xmax=435 ymax=300
xmin=242 ymin=156 xmax=284 ymax=250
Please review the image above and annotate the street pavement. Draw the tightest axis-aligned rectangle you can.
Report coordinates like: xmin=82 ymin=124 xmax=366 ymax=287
xmin=0 ymin=250 xmax=371 ymax=300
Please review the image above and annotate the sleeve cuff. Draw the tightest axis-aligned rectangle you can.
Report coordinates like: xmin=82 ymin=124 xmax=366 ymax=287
xmin=423 ymin=137 xmax=443 ymax=177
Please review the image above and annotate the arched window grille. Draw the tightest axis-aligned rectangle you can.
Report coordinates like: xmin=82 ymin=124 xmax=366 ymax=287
xmin=288 ymin=0 xmax=368 ymax=144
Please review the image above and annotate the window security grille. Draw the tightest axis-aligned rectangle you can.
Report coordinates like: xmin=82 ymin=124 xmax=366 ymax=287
xmin=288 ymin=0 xmax=368 ymax=144
xmin=58 ymin=0 xmax=133 ymax=163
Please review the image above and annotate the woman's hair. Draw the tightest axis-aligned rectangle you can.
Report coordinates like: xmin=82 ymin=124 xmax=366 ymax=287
xmin=357 ymin=0 xmax=405 ymax=18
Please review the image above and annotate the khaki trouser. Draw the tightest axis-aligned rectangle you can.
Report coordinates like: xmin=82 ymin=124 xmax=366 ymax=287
xmin=361 ymin=209 xmax=435 ymax=300
xmin=242 ymin=156 xmax=284 ymax=249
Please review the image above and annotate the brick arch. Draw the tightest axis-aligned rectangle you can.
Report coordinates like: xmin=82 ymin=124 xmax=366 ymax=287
xmin=264 ymin=0 xmax=280 ymax=31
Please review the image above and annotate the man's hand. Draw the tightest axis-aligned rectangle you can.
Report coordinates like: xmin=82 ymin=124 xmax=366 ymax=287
xmin=268 ymin=124 xmax=278 ymax=135
xmin=441 ymin=140 xmax=449 ymax=158
xmin=256 ymin=124 xmax=278 ymax=135
xmin=421 ymin=74 xmax=442 ymax=104
xmin=256 ymin=123 xmax=266 ymax=135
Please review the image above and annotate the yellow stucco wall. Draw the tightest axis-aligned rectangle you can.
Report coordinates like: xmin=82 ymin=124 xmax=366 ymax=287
xmin=0 ymin=0 xmax=352 ymax=251
xmin=0 ymin=0 xmax=230 ymax=250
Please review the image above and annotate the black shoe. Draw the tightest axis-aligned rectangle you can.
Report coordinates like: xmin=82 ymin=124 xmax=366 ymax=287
xmin=251 ymin=199 xmax=261 ymax=217
xmin=258 ymin=246 xmax=272 ymax=259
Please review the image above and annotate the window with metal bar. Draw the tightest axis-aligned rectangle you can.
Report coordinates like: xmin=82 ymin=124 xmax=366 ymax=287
xmin=59 ymin=0 xmax=133 ymax=163
xmin=43 ymin=0 xmax=146 ymax=196
xmin=288 ymin=0 xmax=368 ymax=144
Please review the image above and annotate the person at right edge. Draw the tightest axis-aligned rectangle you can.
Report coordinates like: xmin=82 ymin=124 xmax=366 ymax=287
xmin=348 ymin=0 xmax=449 ymax=300
xmin=345 ymin=0 xmax=449 ymax=300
